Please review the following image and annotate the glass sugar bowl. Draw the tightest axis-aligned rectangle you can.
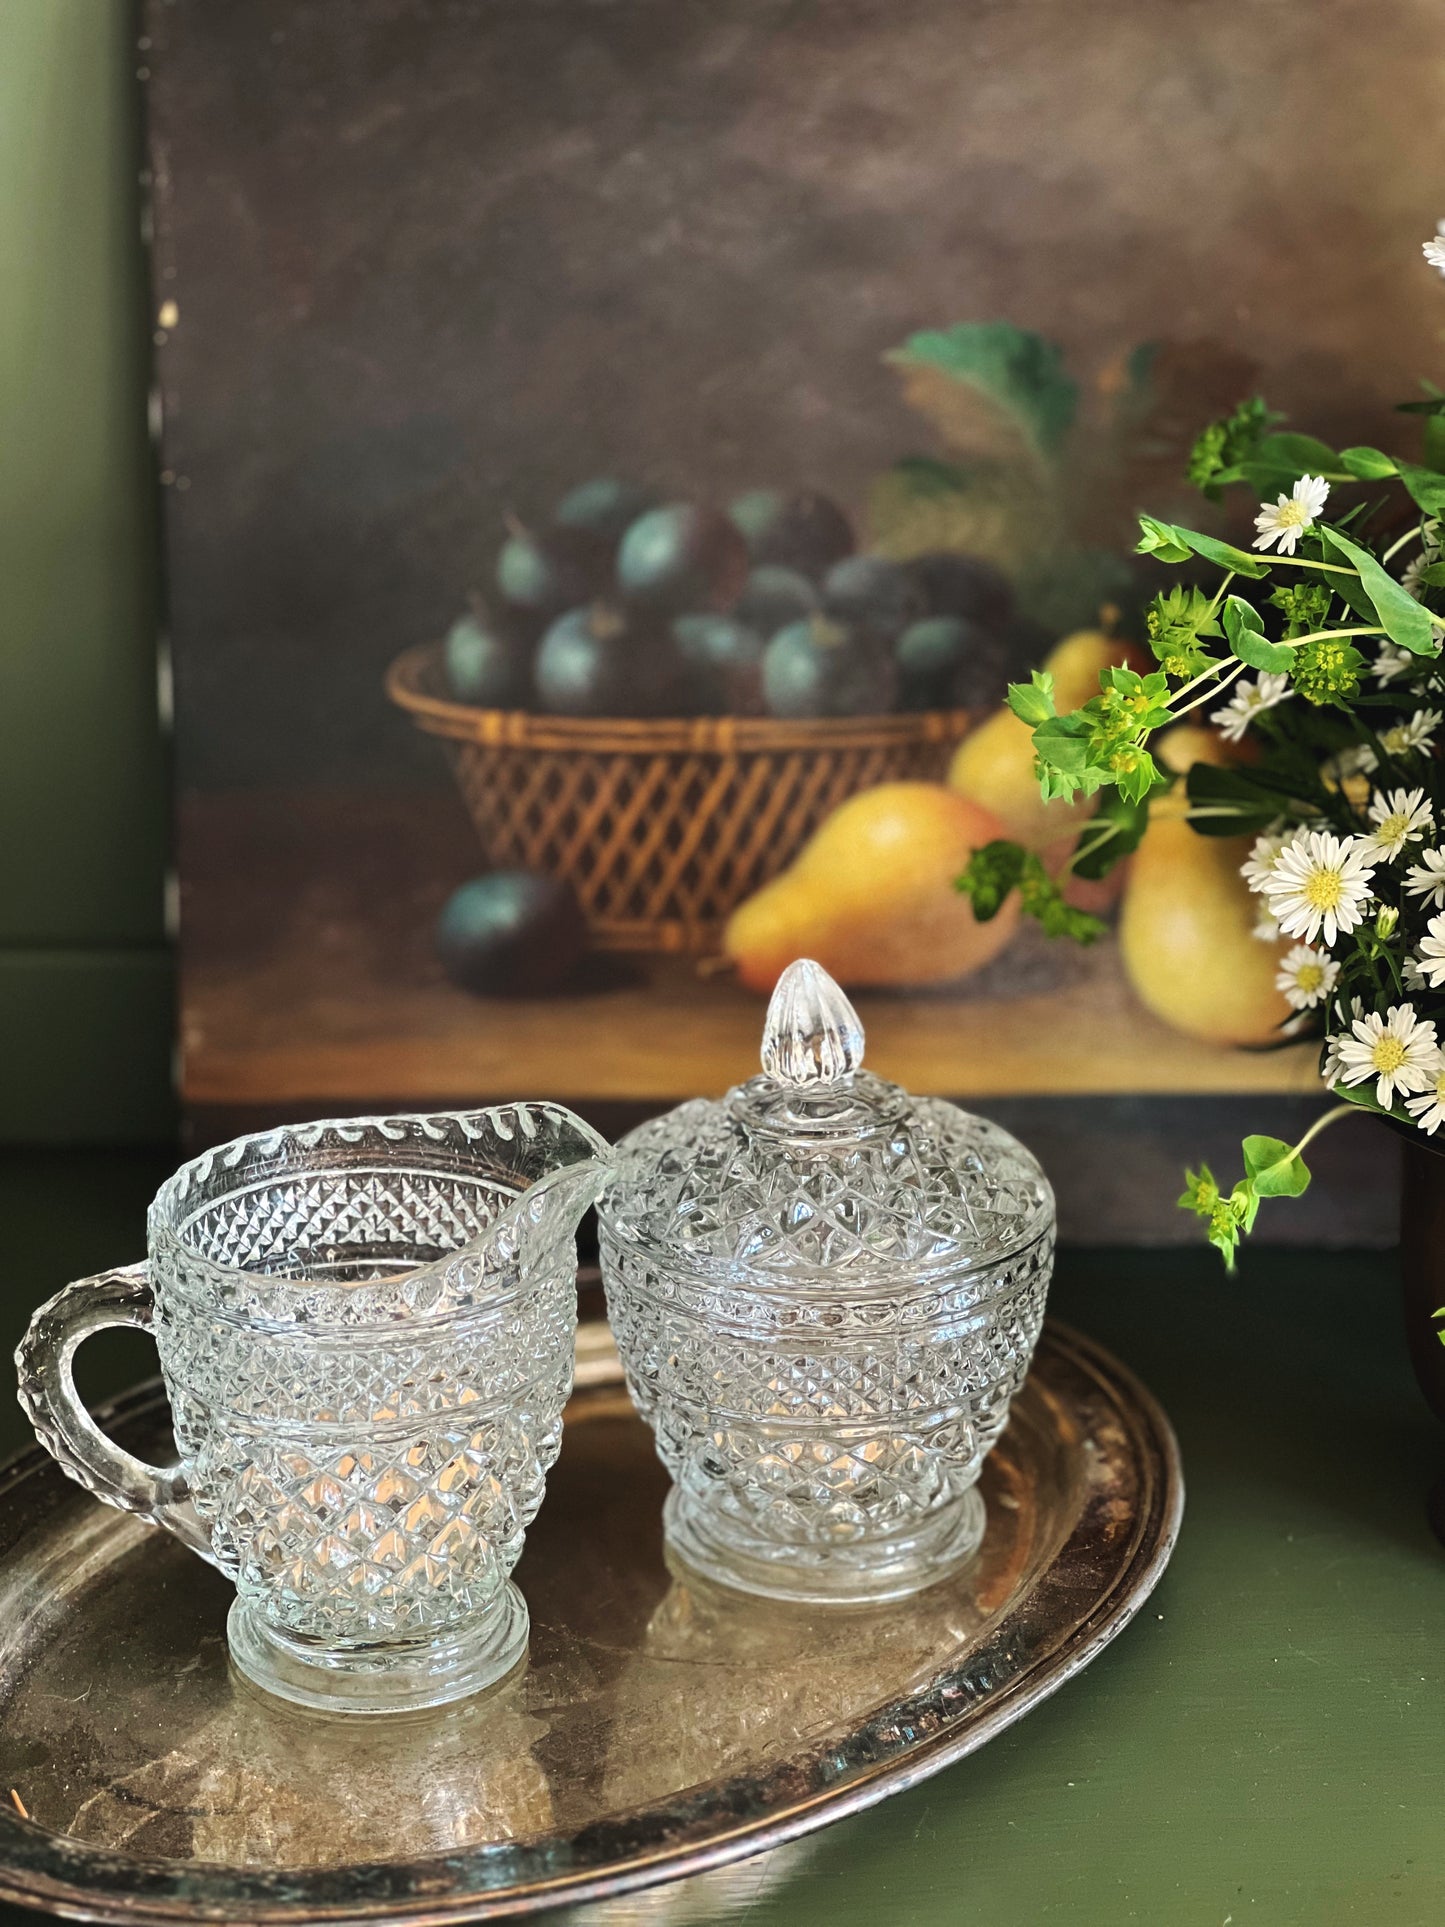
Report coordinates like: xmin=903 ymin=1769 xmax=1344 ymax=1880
xmin=597 ymin=959 xmax=1056 ymax=1605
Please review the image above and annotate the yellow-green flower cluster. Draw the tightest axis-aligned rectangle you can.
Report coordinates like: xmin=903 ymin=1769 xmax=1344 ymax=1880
xmin=1292 ymin=636 xmax=1365 ymax=706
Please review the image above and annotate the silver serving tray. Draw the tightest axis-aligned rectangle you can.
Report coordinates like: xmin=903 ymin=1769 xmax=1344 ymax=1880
xmin=0 ymin=1319 xmax=1181 ymax=1924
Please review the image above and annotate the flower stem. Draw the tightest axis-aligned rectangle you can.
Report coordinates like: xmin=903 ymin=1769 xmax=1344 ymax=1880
xmin=1267 ymin=556 xmax=1355 ymax=576
xmin=1170 ymin=658 xmax=1250 ymax=719
xmin=1381 ymin=526 xmax=1425 ymax=566
xmin=1282 ymin=626 xmax=1386 ymax=647
xmin=1204 ymin=570 xmax=1236 ymax=623
xmin=1287 ymin=1101 xmax=1358 ymax=1164
xmin=1169 ymin=654 xmax=1239 ymax=709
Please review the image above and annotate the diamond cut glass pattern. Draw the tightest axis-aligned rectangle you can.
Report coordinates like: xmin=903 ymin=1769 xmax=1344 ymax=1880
xmin=17 ymin=1106 xmax=610 ymax=1712
xmin=598 ymin=961 xmax=1055 ymax=1604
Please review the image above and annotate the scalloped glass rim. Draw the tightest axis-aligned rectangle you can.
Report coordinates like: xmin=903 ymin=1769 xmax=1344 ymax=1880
xmin=148 ymin=1107 xmax=612 ymax=1323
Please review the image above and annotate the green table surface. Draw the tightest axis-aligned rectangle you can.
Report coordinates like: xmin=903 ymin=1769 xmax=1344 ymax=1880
xmin=0 ymin=1149 xmax=1441 ymax=1927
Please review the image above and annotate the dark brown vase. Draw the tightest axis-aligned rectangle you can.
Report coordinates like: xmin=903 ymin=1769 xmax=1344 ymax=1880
xmin=1398 ymin=1133 xmax=1445 ymax=1542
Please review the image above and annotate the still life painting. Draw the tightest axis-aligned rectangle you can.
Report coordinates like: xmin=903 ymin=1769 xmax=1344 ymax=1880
xmin=145 ymin=0 xmax=1445 ymax=1243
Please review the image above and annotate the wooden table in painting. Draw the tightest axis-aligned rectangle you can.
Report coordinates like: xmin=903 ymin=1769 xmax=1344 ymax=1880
xmin=0 ymin=1150 xmax=1439 ymax=1927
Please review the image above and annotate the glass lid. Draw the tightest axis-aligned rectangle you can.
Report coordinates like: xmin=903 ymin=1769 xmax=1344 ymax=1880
xmin=601 ymin=959 xmax=1053 ymax=1285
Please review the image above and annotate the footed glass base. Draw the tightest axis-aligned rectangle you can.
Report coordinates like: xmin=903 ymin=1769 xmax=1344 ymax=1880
xmin=226 ymin=1584 xmax=529 ymax=1715
xmin=663 ymin=1485 xmax=986 ymax=1607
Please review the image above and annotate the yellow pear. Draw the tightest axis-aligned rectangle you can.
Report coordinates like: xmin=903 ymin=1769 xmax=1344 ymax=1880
xmin=1045 ymin=629 xmax=1147 ymax=711
xmin=725 ymin=783 xmax=1018 ymax=992
xmin=947 ymin=629 xmax=1143 ymax=848
xmin=1119 ymin=791 xmax=1289 ymax=1045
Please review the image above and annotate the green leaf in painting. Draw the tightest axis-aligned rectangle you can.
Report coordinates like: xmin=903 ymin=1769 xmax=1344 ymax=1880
xmin=956 ymin=839 xmax=1028 ymax=922
xmin=886 ymin=322 xmax=1078 ymax=458
xmin=1322 ymin=526 xmax=1439 ymax=655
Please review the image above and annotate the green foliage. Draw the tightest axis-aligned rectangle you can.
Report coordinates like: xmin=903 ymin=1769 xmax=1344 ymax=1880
xmin=1322 ymin=526 xmax=1438 ymax=654
xmin=1268 ymin=580 xmax=1331 ymax=638
xmin=1133 ymin=515 xmax=1269 ymax=578
xmin=1292 ymin=635 xmax=1365 ymax=706
xmin=1030 ymin=711 xmax=1111 ymax=801
xmin=1006 ymin=669 xmax=1056 ymax=727
xmin=1339 ymin=445 xmax=1399 ymax=481
xmin=1242 ymin=1135 xmax=1314 ymax=1199
xmin=1023 ymin=664 xmax=1169 ymax=807
xmin=1226 ymin=432 xmax=1341 ymax=499
xmin=1179 ymin=1137 xmax=1314 ymax=1269
xmin=887 ymin=322 xmax=1079 ymax=459
xmin=1146 ymin=585 xmax=1221 ymax=679
xmin=1186 ymin=397 xmax=1283 ymax=499
xmin=1223 ymin=595 xmax=1293 ymax=673
xmin=994 ymin=373 xmax=1445 ymax=1269
xmin=1134 ymin=516 xmax=1194 ymax=564
xmin=1395 ymin=462 xmax=1445 ymax=517
xmin=955 ymin=840 xmax=1105 ymax=943
xmin=1177 ymin=1164 xmax=1253 ymax=1268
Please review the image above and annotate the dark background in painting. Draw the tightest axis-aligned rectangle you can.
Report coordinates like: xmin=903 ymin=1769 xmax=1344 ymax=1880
xmin=147 ymin=0 xmax=1445 ymax=790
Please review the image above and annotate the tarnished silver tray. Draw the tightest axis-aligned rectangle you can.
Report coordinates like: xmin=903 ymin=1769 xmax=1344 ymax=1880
xmin=0 ymin=1319 xmax=1181 ymax=1924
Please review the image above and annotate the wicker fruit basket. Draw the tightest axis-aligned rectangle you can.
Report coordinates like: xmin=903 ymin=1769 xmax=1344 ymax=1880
xmin=388 ymin=642 xmax=973 ymax=953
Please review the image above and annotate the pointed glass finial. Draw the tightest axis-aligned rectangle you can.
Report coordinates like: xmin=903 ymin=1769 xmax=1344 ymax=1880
xmin=760 ymin=958 xmax=864 ymax=1086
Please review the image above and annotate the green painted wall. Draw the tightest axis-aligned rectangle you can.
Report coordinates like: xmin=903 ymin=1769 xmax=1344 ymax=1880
xmin=0 ymin=0 xmax=173 ymax=1142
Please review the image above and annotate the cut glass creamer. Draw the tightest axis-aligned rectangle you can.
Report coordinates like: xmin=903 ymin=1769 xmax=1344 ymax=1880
xmin=598 ymin=959 xmax=1056 ymax=1603
xmin=17 ymin=1107 xmax=610 ymax=1713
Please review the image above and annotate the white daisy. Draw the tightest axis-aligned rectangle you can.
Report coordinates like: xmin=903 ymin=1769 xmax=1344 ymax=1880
xmin=1372 ymin=642 xmax=1418 ymax=683
xmin=1377 ymin=707 xmax=1443 ymax=758
xmin=1253 ymin=474 xmax=1330 ymax=555
xmin=1405 ymin=956 xmax=1430 ymax=994
xmin=1320 ymin=997 xmax=1365 ymax=1088
xmin=1213 ymin=672 xmax=1293 ymax=743
xmin=1274 ymin=944 xmax=1340 ymax=1011
xmin=1424 ymin=227 xmax=1445 ymax=277
xmin=1252 ymin=907 xmax=1284 ymax=943
xmin=1240 ymin=830 xmax=1289 ymax=893
xmin=1358 ymin=786 xmax=1435 ymax=862
xmin=1259 ymin=828 xmax=1375 ymax=945
xmin=1336 ymin=1003 xmax=1440 ymax=1110
xmin=1417 ymin=911 xmax=1445 ymax=989
xmin=1406 ymin=1063 xmax=1445 ymax=1135
xmin=1405 ymin=846 xmax=1445 ymax=909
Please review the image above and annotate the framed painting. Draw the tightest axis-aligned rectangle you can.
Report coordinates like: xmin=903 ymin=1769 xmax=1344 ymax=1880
xmin=145 ymin=0 xmax=1435 ymax=1236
